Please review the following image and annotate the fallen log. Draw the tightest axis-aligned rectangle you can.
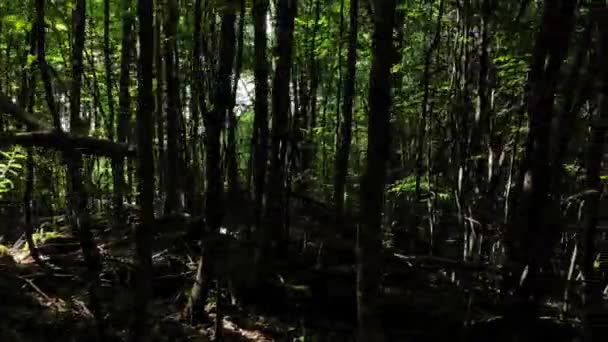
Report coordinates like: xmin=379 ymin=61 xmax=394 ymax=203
xmin=0 ymin=93 xmax=134 ymax=157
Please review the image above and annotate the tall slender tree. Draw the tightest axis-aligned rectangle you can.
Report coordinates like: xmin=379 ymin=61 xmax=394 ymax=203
xmin=265 ymin=0 xmax=297 ymax=258
xmin=357 ymin=1 xmax=397 ymax=341
xmin=132 ymin=0 xmax=155 ymax=339
xmin=251 ymin=0 xmax=270 ymax=234
xmin=334 ymin=0 xmax=359 ymax=232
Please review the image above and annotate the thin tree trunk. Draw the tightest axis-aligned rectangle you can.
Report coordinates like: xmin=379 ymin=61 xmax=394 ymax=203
xmin=303 ymin=0 xmax=321 ymax=173
xmin=113 ymin=0 xmax=133 ymax=226
xmin=35 ymin=0 xmax=61 ymax=130
xmin=414 ymin=0 xmax=444 ymax=254
xmin=187 ymin=0 xmax=203 ymax=215
xmin=333 ymin=0 xmax=358 ymax=233
xmin=265 ymin=0 xmax=297 ymax=259
xmin=226 ymin=0 xmax=246 ymax=202
xmin=357 ymin=1 xmax=396 ymax=341
xmin=251 ymin=0 xmax=270 ymax=235
xmin=155 ymin=4 xmax=165 ymax=207
xmin=104 ymin=0 xmax=115 ymax=140
xmin=164 ymin=0 xmax=182 ymax=214
xmin=184 ymin=0 xmax=236 ymax=327
xmin=68 ymin=1 xmax=105 ymax=339
xmin=132 ymin=0 xmax=155 ymax=338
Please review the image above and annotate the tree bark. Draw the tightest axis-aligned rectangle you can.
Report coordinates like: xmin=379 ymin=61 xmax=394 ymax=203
xmin=113 ymin=0 xmax=133 ymax=226
xmin=333 ymin=0 xmax=358 ymax=234
xmin=357 ymin=1 xmax=396 ymax=341
xmin=35 ymin=0 xmax=61 ymax=130
xmin=184 ymin=0 xmax=236 ymax=326
xmin=132 ymin=0 xmax=155 ymax=339
xmin=226 ymin=0 xmax=246 ymax=203
xmin=68 ymin=1 xmax=105 ymax=339
xmin=164 ymin=0 xmax=183 ymax=214
xmin=265 ymin=0 xmax=297 ymax=259
xmin=186 ymin=0 xmax=203 ymax=215
xmin=502 ymin=1 xmax=577 ymax=340
xmin=104 ymin=0 xmax=115 ymax=140
xmin=251 ymin=0 xmax=270 ymax=235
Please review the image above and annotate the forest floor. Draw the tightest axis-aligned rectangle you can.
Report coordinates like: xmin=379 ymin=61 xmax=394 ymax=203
xmin=0 ymin=213 xmax=584 ymax=341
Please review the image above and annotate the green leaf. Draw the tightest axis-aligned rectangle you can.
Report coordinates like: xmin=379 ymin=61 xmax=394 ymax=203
xmin=27 ymin=54 xmax=37 ymax=66
xmin=55 ymin=22 xmax=69 ymax=32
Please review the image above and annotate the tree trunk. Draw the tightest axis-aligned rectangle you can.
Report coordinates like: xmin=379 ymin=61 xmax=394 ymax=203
xmin=502 ymin=2 xmax=577 ymax=340
xmin=226 ymin=0 xmax=246 ymax=203
xmin=187 ymin=0 xmax=203 ymax=215
xmin=35 ymin=0 xmax=61 ymax=130
xmin=155 ymin=5 xmax=166 ymax=207
xmin=132 ymin=0 xmax=155 ymax=339
xmin=113 ymin=0 xmax=133 ymax=227
xmin=304 ymin=0 xmax=321 ymax=172
xmin=184 ymin=0 xmax=236 ymax=327
xmin=68 ymin=1 xmax=105 ymax=339
xmin=251 ymin=0 xmax=270 ymax=236
xmin=333 ymin=0 xmax=358 ymax=234
xmin=357 ymin=1 xmax=396 ymax=341
xmin=265 ymin=0 xmax=297 ymax=259
xmin=164 ymin=0 xmax=183 ymax=214
xmin=104 ymin=0 xmax=115 ymax=141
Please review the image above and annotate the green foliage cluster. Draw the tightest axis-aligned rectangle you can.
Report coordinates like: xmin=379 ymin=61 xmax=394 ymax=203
xmin=0 ymin=148 xmax=26 ymax=197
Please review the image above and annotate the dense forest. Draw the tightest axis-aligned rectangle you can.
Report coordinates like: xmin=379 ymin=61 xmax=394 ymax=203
xmin=1 ymin=0 xmax=608 ymax=341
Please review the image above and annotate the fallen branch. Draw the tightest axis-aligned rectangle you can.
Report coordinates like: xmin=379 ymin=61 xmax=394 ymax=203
xmin=18 ymin=276 xmax=52 ymax=301
xmin=0 ymin=131 xmax=135 ymax=157
xmin=393 ymin=253 xmax=489 ymax=271
xmin=0 ymin=93 xmax=134 ymax=157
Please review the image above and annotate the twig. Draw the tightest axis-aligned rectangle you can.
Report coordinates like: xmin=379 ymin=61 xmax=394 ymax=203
xmin=19 ymin=276 xmax=52 ymax=302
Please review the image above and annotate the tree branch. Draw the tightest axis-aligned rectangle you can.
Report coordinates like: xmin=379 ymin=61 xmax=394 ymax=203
xmin=0 ymin=93 xmax=50 ymax=130
xmin=0 ymin=131 xmax=135 ymax=157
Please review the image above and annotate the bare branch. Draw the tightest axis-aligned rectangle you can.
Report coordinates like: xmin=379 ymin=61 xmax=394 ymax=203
xmin=0 ymin=93 xmax=51 ymax=130
xmin=0 ymin=131 xmax=135 ymax=157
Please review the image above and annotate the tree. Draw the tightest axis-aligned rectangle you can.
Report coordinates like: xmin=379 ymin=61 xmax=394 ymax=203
xmin=132 ymin=0 xmax=155 ymax=339
xmin=333 ymin=0 xmax=359 ymax=233
xmin=502 ymin=1 xmax=577 ymax=340
xmin=264 ymin=0 xmax=297 ymax=258
xmin=357 ymin=0 xmax=397 ymax=340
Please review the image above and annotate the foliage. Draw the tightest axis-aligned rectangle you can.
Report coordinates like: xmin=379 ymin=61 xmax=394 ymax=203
xmin=0 ymin=148 xmax=26 ymax=197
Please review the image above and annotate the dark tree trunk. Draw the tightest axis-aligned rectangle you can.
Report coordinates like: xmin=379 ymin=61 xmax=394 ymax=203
xmin=303 ymin=0 xmax=321 ymax=172
xmin=357 ymin=1 xmax=396 ymax=341
xmin=251 ymin=0 xmax=270 ymax=235
xmin=164 ymin=0 xmax=183 ymax=214
xmin=22 ymin=33 xmax=41 ymax=264
xmin=226 ymin=0 xmax=246 ymax=203
xmin=184 ymin=0 xmax=236 ymax=326
xmin=35 ymin=0 xmax=60 ymax=129
xmin=154 ymin=5 xmax=165 ymax=207
xmin=414 ymin=0 xmax=444 ymax=255
xmin=132 ymin=0 xmax=155 ymax=339
xmin=187 ymin=0 xmax=203 ymax=215
xmin=113 ymin=0 xmax=133 ymax=227
xmin=333 ymin=0 xmax=358 ymax=234
xmin=502 ymin=2 xmax=577 ymax=340
xmin=104 ymin=0 xmax=115 ymax=141
xmin=68 ymin=1 xmax=105 ymax=339
xmin=265 ymin=0 xmax=297 ymax=259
